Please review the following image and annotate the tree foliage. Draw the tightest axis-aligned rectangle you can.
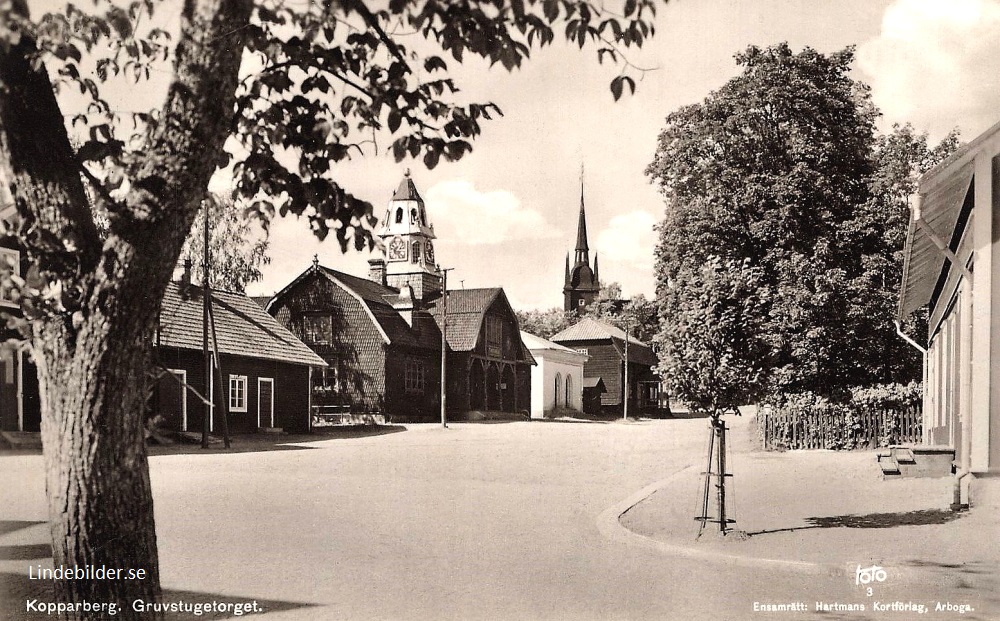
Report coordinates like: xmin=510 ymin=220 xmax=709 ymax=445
xmin=0 ymin=0 xmax=664 ymax=615
xmin=515 ymin=306 xmax=576 ymax=339
xmin=656 ymin=257 xmax=770 ymax=416
xmin=179 ymin=194 xmax=270 ymax=293
xmin=648 ymin=43 xmax=957 ymax=403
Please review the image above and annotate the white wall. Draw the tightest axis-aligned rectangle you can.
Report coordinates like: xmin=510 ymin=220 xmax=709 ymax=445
xmin=529 ymin=353 xmax=585 ymax=419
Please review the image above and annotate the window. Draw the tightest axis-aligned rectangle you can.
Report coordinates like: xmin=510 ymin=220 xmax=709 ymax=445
xmin=302 ymin=314 xmax=333 ymax=346
xmin=0 ymin=247 xmax=19 ymax=309
xmin=410 ymin=207 xmax=418 ymax=224
xmin=578 ymin=299 xmax=585 ymax=306
xmin=229 ymin=375 xmax=248 ymax=412
xmin=565 ymin=375 xmax=573 ymax=409
xmin=411 ymin=241 xmax=421 ymax=264
xmin=395 ymin=208 xmax=403 ymax=224
xmin=486 ymin=315 xmax=502 ymax=358
xmin=554 ymin=373 xmax=562 ymax=408
xmin=405 ymin=358 xmax=425 ymax=394
xmin=575 ymin=348 xmax=589 ymax=355
xmin=315 ymin=363 xmax=340 ymax=394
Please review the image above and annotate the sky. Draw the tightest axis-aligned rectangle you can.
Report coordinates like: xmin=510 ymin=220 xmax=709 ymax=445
xmin=34 ymin=0 xmax=1000 ymax=309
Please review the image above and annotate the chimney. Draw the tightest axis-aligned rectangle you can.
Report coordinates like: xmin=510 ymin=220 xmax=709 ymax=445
xmin=368 ymin=258 xmax=386 ymax=286
xmin=180 ymin=258 xmax=192 ymax=297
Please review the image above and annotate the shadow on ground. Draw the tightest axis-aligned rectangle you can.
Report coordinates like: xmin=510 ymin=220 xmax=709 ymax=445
xmin=749 ymin=508 xmax=965 ymax=536
xmin=148 ymin=425 xmax=407 ymax=456
xmin=0 ymin=572 xmax=316 ymax=620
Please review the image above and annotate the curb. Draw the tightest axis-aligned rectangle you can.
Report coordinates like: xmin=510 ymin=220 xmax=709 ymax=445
xmin=596 ymin=465 xmax=842 ymax=576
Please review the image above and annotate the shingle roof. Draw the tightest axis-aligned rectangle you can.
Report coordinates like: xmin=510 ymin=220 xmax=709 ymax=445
xmin=583 ymin=376 xmax=606 ymax=392
xmin=159 ymin=283 xmax=326 ymax=367
xmin=251 ymin=295 xmax=271 ymax=309
xmin=430 ymin=288 xmax=501 ymax=351
xmin=550 ymin=317 xmax=658 ymax=366
xmin=316 ymin=266 xmax=440 ymax=350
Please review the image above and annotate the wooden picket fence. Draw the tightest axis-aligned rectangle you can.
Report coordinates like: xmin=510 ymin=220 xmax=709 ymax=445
xmin=758 ymin=404 xmax=922 ymax=451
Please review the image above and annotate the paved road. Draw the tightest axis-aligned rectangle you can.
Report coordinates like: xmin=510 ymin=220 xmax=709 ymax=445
xmin=1 ymin=418 xmax=994 ymax=620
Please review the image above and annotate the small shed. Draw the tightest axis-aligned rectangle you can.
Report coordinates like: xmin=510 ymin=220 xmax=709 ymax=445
xmin=520 ymin=331 xmax=587 ymax=419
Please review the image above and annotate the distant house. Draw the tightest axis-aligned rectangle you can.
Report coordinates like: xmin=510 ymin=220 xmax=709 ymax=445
xmin=521 ymin=330 xmax=588 ymax=419
xmin=898 ymin=119 xmax=1000 ymax=503
xmin=267 ymin=172 xmax=533 ymax=422
xmin=153 ymin=281 xmax=327 ymax=434
xmin=551 ymin=318 xmax=659 ymax=416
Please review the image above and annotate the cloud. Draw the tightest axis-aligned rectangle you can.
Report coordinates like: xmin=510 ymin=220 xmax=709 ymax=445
xmin=857 ymin=0 xmax=1000 ymax=139
xmin=595 ymin=210 xmax=658 ymax=273
xmin=424 ymin=180 xmax=557 ymax=245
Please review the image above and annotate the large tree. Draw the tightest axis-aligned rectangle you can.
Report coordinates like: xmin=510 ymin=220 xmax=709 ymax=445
xmin=650 ymin=44 xmax=888 ymax=398
xmin=0 ymin=0 xmax=662 ymax=616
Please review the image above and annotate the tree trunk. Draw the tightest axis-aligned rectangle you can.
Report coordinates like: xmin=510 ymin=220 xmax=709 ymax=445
xmin=36 ymin=275 xmax=163 ymax=618
xmin=1 ymin=0 xmax=254 ymax=617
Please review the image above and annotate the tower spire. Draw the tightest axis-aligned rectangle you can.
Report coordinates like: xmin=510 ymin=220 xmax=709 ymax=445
xmin=574 ymin=164 xmax=589 ymax=266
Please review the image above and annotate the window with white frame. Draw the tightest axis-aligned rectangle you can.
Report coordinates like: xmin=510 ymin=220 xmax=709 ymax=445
xmin=229 ymin=375 xmax=248 ymax=412
xmin=404 ymin=358 xmax=425 ymax=393
xmin=0 ymin=247 xmax=19 ymax=309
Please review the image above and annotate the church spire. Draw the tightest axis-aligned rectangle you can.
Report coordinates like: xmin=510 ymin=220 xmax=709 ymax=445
xmin=565 ymin=253 xmax=571 ymax=285
xmin=574 ymin=164 xmax=589 ymax=266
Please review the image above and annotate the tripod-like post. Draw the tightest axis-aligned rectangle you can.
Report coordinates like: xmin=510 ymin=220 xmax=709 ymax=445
xmin=696 ymin=414 xmax=734 ymax=537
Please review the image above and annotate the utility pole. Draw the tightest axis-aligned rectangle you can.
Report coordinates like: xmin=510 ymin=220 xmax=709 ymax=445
xmin=201 ymin=198 xmax=211 ymax=448
xmin=439 ymin=266 xmax=453 ymax=428
xmin=623 ymin=314 xmax=630 ymax=421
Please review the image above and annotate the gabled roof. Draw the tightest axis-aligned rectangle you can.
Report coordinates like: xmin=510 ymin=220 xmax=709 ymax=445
xmin=267 ymin=264 xmax=441 ymax=351
xmin=431 ymin=288 xmax=503 ymax=351
xmin=430 ymin=288 xmax=535 ymax=363
xmin=550 ymin=317 xmax=658 ymax=367
xmin=583 ymin=376 xmax=607 ymax=392
xmin=158 ymin=283 xmax=326 ymax=367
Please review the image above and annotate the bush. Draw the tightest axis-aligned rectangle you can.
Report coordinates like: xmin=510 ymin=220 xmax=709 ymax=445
xmin=758 ymin=382 xmax=922 ymax=450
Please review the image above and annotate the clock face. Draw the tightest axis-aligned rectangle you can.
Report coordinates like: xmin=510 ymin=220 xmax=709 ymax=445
xmin=425 ymin=241 xmax=435 ymax=263
xmin=388 ymin=236 xmax=406 ymax=261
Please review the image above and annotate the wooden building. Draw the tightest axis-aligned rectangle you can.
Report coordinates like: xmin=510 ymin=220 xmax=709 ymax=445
xmin=0 ymin=238 xmax=40 ymax=434
xmin=898 ymin=119 xmax=1000 ymax=505
xmin=266 ymin=261 xmax=443 ymax=422
xmin=153 ymin=281 xmax=326 ymax=434
xmin=551 ymin=318 xmax=659 ymax=416
xmin=267 ymin=172 xmax=533 ymax=421
xmin=430 ymin=288 xmax=533 ymax=416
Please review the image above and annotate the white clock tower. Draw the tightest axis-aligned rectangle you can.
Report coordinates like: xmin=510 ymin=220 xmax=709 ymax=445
xmin=375 ymin=170 xmax=442 ymax=301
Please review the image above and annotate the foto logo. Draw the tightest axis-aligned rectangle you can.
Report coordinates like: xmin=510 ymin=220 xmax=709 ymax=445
xmin=856 ymin=564 xmax=887 ymax=585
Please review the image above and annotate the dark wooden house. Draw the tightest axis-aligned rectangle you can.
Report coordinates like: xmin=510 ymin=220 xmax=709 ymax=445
xmin=266 ymin=261 xmax=443 ymax=422
xmin=153 ymin=282 xmax=326 ymax=434
xmin=551 ymin=318 xmax=659 ymax=415
xmin=430 ymin=288 xmax=534 ymax=416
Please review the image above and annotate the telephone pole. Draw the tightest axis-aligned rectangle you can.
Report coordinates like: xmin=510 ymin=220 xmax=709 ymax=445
xmin=438 ymin=266 xmax=453 ymax=428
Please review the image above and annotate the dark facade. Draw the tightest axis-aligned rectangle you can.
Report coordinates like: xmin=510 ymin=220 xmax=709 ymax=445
xmin=431 ymin=288 xmax=534 ymax=416
xmin=563 ymin=180 xmax=601 ymax=313
xmin=551 ymin=318 xmax=658 ymax=415
xmin=151 ymin=282 xmax=325 ymax=434
xmin=154 ymin=346 xmax=313 ymax=434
